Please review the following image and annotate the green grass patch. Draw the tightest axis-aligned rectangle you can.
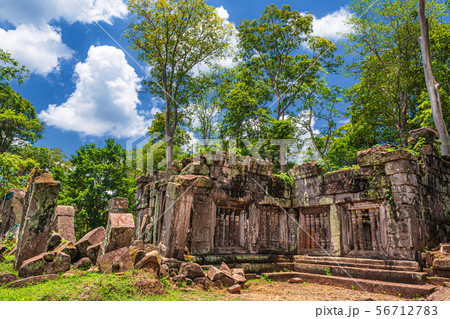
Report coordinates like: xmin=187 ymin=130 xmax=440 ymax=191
xmin=0 ymin=255 xmax=16 ymax=275
xmin=0 ymin=257 xmax=238 ymax=301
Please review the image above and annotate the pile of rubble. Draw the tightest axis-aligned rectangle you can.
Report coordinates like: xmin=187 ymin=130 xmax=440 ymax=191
xmin=165 ymin=260 xmax=247 ymax=293
xmin=0 ymin=169 xmax=248 ymax=293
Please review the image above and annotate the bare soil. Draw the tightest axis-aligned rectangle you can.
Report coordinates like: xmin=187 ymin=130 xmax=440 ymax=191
xmin=234 ymin=280 xmax=405 ymax=301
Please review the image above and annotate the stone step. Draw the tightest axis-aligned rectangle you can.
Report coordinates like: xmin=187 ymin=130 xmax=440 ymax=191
xmin=294 ymin=255 xmax=420 ymax=272
xmin=294 ymin=263 xmax=427 ymax=285
xmin=262 ymin=272 xmax=436 ymax=299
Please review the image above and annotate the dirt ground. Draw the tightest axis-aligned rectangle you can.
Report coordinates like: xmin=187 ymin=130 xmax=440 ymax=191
xmin=235 ymin=280 xmax=405 ymax=301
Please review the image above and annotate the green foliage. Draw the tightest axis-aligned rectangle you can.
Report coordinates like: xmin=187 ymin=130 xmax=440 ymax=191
xmin=0 ymin=152 xmax=36 ymax=197
xmin=59 ymin=139 xmax=136 ymax=239
xmin=124 ymin=0 xmax=233 ymax=168
xmin=216 ymin=4 xmax=343 ymax=171
xmin=273 ymin=172 xmax=294 ymax=187
xmin=325 ymin=267 xmax=332 ymax=276
xmin=336 ymin=0 xmax=450 ymax=160
xmin=0 ymin=49 xmax=44 ymax=154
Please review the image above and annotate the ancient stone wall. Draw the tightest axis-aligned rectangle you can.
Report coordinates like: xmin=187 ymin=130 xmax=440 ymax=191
xmin=135 ymin=151 xmax=296 ymax=260
xmin=135 ymin=143 xmax=450 ymax=261
xmin=291 ymin=143 xmax=450 ymax=261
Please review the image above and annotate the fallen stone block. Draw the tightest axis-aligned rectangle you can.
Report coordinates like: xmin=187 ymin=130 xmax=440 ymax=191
xmin=54 ymin=206 xmax=75 ymax=243
xmin=0 ymin=272 xmax=17 ymax=285
xmin=18 ymin=251 xmax=70 ymax=278
xmin=53 ymin=241 xmax=77 ymax=262
xmin=86 ymin=242 xmax=102 ymax=263
xmin=232 ymin=274 xmax=246 ymax=284
xmin=227 ymin=284 xmax=241 ymax=294
xmin=232 ymin=268 xmax=245 ymax=277
xmin=172 ymin=274 xmax=186 ymax=282
xmin=193 ymin=277 xmax=212 ymax=289
xmin=102 ymin=213 xmax=135 ymax=254
xmin=75 ymin=227 xmax=106 ymax=258
xmin=134 ymin=251 xmax=160 ymax=276
xmin=161 ymin=264 xmax=169 ymax=277
xmin=14 ymin=170 xmax=61 ymax=270
xmin=47 ymin=232 xmax=63 ymax=251
xmin=180 ymin=262 xmax=206 ymax=280
xmin=129 ymin=240 xmax=146 ymax=265
xmin=97 ymin=247 xmax=132 ymax=274
xmin=207 ymin=266 xmax=236 ymax=287
xmin=219 ymin=262 xmax=232 ymax=275
xmin=4 ymin=274 xmax=60 ymax=288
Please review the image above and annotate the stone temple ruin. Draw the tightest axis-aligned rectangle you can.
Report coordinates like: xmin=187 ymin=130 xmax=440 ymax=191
xmin=1 ymin=128 xmax=450 ymax=297
xmin=135 ymin=139 xmax=450 ymax=263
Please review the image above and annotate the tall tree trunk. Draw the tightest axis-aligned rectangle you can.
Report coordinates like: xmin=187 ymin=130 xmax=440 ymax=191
xmin=166 ymin=134 xmax=174 ymax=173
xmin=418 ymin=0 xmax=450 ymax=156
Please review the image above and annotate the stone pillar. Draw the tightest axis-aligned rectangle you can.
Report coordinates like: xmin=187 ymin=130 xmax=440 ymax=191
xmin=166 ymin=185 xmax=194 ymax=259
xmin=329 ymin=204 xmax=341 ymax=256
xmin=102 ymin=213 xmax=135 ymax=255
xmin=15 ymin=170 xmax=61 ymax=270
xmin=54 ymin=206 xmax=75 ymax=243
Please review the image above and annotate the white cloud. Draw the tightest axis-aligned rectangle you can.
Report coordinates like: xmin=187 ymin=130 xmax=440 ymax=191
xmin=0 ymin=24 xmax=73 ymax=75
xmin=0 ymin=0 xmax=127 ymax=76
xmin=216 ymin=5 xmax=230 ymax=20
xmin=0 ymin=0 xmax=127 ymax=26
xmin=312 ymin=7 xmax=352 ymax=41
xmin=40 ymin=45 xmax=149 ymax=138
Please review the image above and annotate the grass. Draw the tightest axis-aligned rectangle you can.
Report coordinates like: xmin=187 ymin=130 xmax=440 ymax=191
xmin=0 ymin=255 xmax=16 ymax=274
xmin=0 ymin=257 xmax=239 ymax=301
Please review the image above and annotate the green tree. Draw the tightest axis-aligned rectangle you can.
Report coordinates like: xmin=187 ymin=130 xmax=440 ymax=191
xmin=136 ymin=112 xmax=190 ymax=172
xmin=236 ymin=4 xmax=343 ymax=171
xmin=418 ymin=0 xmax=450 ymax=156
xmin=0 ymin=49 xmax=44 ymax=153
xmin=124 ymin=0 xmax=233 ymax=170
xmin=343 ymin=0 xmax=449 ymax=149
xmin=59 ymin=139 xmax=136 ymax=238
xmin=0 ymin=152 xmax=36 ymax=197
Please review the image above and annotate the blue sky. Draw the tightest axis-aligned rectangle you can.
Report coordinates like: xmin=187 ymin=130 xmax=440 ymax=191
xmin=0 ymin=0 xmax=353 ymax=155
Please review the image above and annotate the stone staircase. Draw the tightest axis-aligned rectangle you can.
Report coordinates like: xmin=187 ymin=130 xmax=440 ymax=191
xmin=263 ymin=255 xmax=437 ymax=299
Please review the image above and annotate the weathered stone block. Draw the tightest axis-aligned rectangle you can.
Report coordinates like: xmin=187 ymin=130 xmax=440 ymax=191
xmin=390 ymin=173 xmax=418 ymax=186
xmin=54 ymin=206 xmax=75 ymax=242
xmin=433 ymin=257 xmax=450 ymax=271
xmin=97 ymin=247 xmax=133 ymax=274
xmin=134 ymin=250 xmax=160 ymax=276
xmin=207 ymin=266 xmax=236 ymax=287
xmin=18 ymin=251 xmax=70 ymax=278
xmin=14 ymin=170 xmax=61 ymax=270
xmin=385 ymin=159 xmax=418 ymax=176
xmin=75 ymin=227 xmax=106 ymax=258
xmin=108 ymin=197 xmax=129 ymax=214
xmin=180 ymin=262 xmax=206 ymax=279
xmin=53 ymin=241 xmax=77 ymax=262
xmin=180 ymin=163 xmax=210 ymax=176
xmin=102 ymin=213 xmax=135 ymax=255
xmin=86 ymin=242 xmax=102 ymax=263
